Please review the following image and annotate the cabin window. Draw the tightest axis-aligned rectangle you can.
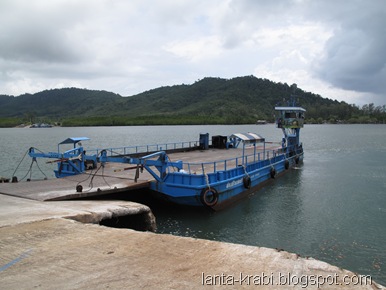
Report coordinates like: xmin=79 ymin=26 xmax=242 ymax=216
xmin=285 ymin=112 xmax=297 ymax=118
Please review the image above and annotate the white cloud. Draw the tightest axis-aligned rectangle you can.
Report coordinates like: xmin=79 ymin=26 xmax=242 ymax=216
xmin=0 ymin=0 xmax=385 ymax=105
xmin=163 ymin=36 xmax=223 ymax=62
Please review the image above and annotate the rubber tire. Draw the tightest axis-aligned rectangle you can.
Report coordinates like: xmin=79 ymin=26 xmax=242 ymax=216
xmin=285 ymin=160 xmax=289 ymax=170
xmin=243 ymin=176 xmax=251 ymax=189
xmin=200 ymin=188 xmax=219 ymax=207
xmin=270 ymin=168 xmax=276 ymax=179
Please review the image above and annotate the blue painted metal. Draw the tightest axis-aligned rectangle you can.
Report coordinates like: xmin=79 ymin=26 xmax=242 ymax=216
xmin=159 ymin=151 xmax=302 ymax=207
xmin=58 ymin=137 xmax=89 ymax=150
xmin=27 ymin=103 xmax=305 ymax=209
xmin=88 ymin=140 xmax=200 ymax=157
xmin=142 ymin=101 xmax=306 ymax=208
xmin=28 ymin=137 xmax=97 ymax=178
xmin=99 ymin=150 xmax=183 ymax=182
xmin=275 ymin=102 xmax=305 ymax=157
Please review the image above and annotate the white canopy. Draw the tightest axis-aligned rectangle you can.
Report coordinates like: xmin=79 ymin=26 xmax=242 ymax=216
xmin=230 ymin=133 xmax=265 ymax=143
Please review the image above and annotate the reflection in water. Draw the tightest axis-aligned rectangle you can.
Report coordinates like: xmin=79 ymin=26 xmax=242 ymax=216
xmin=154 ymin=167 xmax=305 ymax=248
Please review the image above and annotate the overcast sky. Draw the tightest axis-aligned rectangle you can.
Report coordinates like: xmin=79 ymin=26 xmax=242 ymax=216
xmin=1 ymin=0 xmax=385 ymax=106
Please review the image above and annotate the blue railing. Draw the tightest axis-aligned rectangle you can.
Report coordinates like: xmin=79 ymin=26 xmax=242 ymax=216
xmin=173 ymin=148 xmax=285 ymax=176
xmin=87 ymin=140 xmax=200 ymax=157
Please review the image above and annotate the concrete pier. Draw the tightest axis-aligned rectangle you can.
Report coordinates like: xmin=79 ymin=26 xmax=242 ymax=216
xmin=0 ymin=194 xmax=384 ymax=289
xmin=0 ymin=163 xmax=151 ymax=201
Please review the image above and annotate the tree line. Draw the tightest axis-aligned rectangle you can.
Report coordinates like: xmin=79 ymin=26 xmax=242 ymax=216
xmin=0 ymin=77 xmax=385 ymax=127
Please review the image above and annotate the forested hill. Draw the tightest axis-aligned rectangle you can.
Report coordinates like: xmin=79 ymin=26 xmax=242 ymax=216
xmin=0 ymin=76 xmax=384 ymax=127
xmin=0 ymin=88 xmax=122 ymax=119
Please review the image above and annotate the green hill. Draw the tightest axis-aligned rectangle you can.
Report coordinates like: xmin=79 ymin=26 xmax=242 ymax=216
xmin=122 ymin=76 xmax=358 ymax=124
xmin=0 ymin=88 xmax=121 ymax=118
xmin=0 ymin=76 xmax=383 ymax=127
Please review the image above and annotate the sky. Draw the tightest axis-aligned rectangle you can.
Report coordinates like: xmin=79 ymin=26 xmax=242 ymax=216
xmin=1 ymin=0 xmax=385 ymax=106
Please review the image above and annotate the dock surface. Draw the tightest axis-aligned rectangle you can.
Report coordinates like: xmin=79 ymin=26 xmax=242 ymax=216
xmin=0 ymin=146 xmax=277 ymax=201
xmin=0 ymin=193 xmax=382 ymax=289
xmin=0 ymin=163 xmax=151 ymax=201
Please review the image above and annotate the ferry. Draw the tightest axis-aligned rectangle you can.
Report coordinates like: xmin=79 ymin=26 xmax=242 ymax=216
xmin=27 ymin=104 xmax=305 ymax=209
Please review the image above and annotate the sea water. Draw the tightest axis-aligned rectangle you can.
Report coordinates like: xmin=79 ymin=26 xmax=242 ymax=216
xmin=0 ymin=124 xmax=385 ymax=284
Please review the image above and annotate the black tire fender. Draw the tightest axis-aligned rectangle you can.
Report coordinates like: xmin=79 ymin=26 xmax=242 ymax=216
xmin=285 ymin=160 xmax=290 ymax=170
xmin=243 ymin=176 xmax=251 ymax=189
xmin=200 ymin=188 xmax=219 ymax=207
xmin=295 ymin=155 xmax=300 ymax=164
xmin=270 ymin=167 xmax=276 ymax=179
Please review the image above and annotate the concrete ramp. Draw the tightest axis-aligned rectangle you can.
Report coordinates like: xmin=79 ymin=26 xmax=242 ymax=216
xmin=0 ymin=163 xmax=151 ymax=201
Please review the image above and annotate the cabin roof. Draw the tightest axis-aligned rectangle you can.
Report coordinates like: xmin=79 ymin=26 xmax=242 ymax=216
xmin=59 ymin=137 xmax=90 ymax=145
xmin=275 ymin=106 xmax=306 ymax=112
xmin=230 ymin=133 xmax=265 ymax=143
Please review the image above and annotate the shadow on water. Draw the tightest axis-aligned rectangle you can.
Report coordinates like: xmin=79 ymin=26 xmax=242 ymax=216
xmin=83 ymin=166 xmax=306 ymax=245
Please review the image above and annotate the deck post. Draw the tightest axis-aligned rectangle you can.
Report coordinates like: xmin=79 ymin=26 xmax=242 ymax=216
xmin=242 ymin=143 xmax=246 ymax=165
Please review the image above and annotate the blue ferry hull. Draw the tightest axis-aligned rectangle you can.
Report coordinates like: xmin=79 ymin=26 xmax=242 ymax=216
xmin=149 ymin=152 xmax=303 ymax=209
xmin=26 ymin=102 xmax=305 ymax=210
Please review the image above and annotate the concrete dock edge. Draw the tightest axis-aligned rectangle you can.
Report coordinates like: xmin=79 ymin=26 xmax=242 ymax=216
xmin=0 ymin=194 xmax=384 ymax=289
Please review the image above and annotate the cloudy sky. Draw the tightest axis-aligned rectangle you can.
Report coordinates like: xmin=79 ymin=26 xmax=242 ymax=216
xmin=1 ymin=0 xmax=385 ymax=106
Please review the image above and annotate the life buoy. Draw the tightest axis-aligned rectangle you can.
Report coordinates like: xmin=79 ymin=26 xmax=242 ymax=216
xmin=295 ymin=155 xmax=300 ymax=164
xmin=200 ymin=188 xmax=219 ymax=207
xmin=285 ymin=160 xmax=289 ymax=170
xmin=270 ymin=167 xmax=276 ymax=179
xmin=243 ymin=176 xmax=251 ymax=189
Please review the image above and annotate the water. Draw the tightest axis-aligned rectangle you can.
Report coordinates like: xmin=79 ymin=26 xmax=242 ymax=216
xmin=0 ymin=124 xmax=385 ymax=285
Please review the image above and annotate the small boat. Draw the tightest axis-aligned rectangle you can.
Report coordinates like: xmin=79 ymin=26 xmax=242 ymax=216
xmin=27 ymin=103 xmax=305 ymax=209
xmin=30 ymin=123 xmax=52 ymax=128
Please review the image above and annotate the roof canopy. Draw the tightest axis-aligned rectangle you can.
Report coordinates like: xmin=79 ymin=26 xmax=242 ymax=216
xmin=59 ymin=137 xmax=90 ymax=145
xmin=275 ymin=106 xmax=306 ymax=112
xmin=230 ymin=133 xmax=265 ymax=143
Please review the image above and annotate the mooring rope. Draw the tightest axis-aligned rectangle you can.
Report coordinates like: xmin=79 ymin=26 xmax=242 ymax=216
xmin=11 ymin=149 xmax=29 ymax=178
xmin=76 ymin=164 xmax=108 ymax=192
xmin=76 ymin=158 xmax=112 ymax=192
xmin=74 ymin=167 xmax=95 ymax=190
xmin=100 ymin=163 xmax=111 ymax=188
xmin=18 ymin=160 xmax=33 ymax=182
xmin=16 ymin=158 xmax=47 ymax=182
xmin=164 ymin=153 xmax=178 ymax=173
xmin=12 ymin=147 xmax=48 ymax=181
xmin=242 ymin=164 xmax=250 ymax=178
xmin=34 ymin=159 xmax=48 ymax=180
xmin=267 ymin=151 xmax=276 ymax=171
xmin=202 ymin=163 xmax=211 ymax=189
